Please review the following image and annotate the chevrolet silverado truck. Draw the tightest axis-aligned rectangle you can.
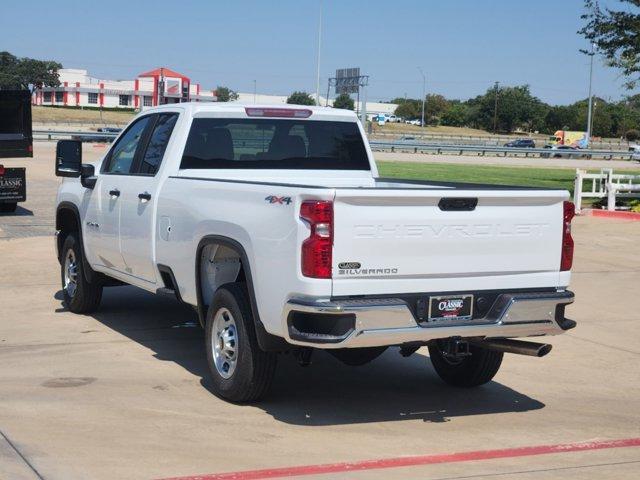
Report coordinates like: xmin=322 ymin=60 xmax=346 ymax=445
xmin=54 ymin=103 xmax=576 ymax=402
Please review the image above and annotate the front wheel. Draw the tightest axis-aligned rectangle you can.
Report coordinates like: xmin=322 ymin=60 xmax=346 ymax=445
xmin=205 ymin=283 xmax=277 ymax=402
xmin=60 ymin=233 xmax=103 ymax=313
xmin=428 ymin=341 xmax=503 ymax=387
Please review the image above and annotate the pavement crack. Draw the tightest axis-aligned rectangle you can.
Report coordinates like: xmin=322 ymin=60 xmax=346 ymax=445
xmin=0 ymin=429 xmax=46 ymax=480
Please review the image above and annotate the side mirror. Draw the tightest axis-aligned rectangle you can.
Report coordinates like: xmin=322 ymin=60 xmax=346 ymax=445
xmin=55 ymin=140 xmax=82 ymax=177
xmin=80 ymin=164 xmax=96 ymax=189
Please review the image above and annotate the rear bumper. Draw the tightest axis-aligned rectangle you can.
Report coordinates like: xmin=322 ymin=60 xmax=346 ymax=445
xmin=283 ymin=290 xmax=575 ymax=349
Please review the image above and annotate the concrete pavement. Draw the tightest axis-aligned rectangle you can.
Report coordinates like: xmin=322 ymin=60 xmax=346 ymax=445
xmin=0 ymin=143 xmax=639 ymax=479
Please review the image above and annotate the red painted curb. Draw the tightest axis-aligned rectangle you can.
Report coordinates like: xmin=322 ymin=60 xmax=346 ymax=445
xmin=159 ymin=437 xmax=640 ymax=480
xmin=580 ymin=208 xmax=640 ymax=220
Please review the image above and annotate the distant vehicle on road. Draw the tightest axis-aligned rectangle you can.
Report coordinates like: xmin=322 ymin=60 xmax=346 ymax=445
xmin=405 ymin=119 xmax=421 ymax=126
xmin=548 ymin=130 xmax=588 ymax=149
xmin=629 ymin=144 xmax=640 ymax=161
xmin=504 ymin=138 xmax=535 ymax=148
xmin=541 ymin=145 xmax=590 ymax=159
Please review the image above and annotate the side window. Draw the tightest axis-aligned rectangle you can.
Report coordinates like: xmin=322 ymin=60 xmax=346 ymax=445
xmin=138 ymin=113 xmax=179 ymax=175
xmin=103 ymin=116 xmax=152 ymax=174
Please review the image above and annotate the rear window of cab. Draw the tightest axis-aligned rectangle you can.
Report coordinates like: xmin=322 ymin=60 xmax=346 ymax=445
xmin=180 ymin=118 xmax=370 ymax=170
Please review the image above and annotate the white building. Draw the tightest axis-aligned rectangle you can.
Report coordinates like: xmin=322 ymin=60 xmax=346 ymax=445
xmin=34 ymin=67 xmax=397 ymax=116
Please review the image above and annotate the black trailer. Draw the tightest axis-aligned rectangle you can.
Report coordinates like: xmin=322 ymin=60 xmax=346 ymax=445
xmin=0 ymin=90 xmax=31 ymax=213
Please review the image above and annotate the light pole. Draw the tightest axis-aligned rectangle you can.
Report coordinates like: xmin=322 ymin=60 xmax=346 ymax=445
xmin=315 ymin=0 xmax=322 ymax=106
xmin=253 ymin=80 xmax=257 ymax=104
xmin=493 ymin=81 xmax=499 ymax=134
xmin=586 ymin=43 xmax=595 ymax=144
xmin=418 ymin=67 xmax=425 ymax=128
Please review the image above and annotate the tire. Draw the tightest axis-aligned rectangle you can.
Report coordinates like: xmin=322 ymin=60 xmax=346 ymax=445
xmin=329 ymin=346 xmax=388 ymax=366
xmin=428 ymin=341 xmax=503 ymax=387
xmin=205 ymin=283 xmax=277 ymax=402
xmin=0 ymin=202 xmax=17 ymax=213
xmin=60 ymin=233 xmax=103 ymax=313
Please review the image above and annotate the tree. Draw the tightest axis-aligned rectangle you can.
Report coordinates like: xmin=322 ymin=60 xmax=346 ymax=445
xmin=441 ymin=102 xmax=469 ymax=127
xmin=286 ymin=91 xmax=316 ymax=106
xmin=466 ymin=85 xmax=545 ymax=133
xmin=333 ymin=93 xmax=354 ymax=110
xmin=580 ymin=0 xmax=640 ymax=89
xmin=424 ymin=94 xmax=450 ymax=124
xmin=0 ymin=51 xmax=61 ymax=90
xmin=394 ymin=98 xmax=421 ymax=119
xmin=215 ymin=86 xmax=239 ymax=102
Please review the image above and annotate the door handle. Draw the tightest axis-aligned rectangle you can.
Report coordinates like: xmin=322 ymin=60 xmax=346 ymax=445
xmin=138 ymin=192 xmax=151 ymax=202
xmin=108 ymin=189 xmax=120 ymax=198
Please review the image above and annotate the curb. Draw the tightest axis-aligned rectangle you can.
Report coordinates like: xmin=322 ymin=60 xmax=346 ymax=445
xmin=579 ymin=208 xmax=640 ymax=221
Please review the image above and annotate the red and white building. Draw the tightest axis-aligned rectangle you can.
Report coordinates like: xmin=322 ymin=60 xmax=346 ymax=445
xmin=33 ymin=67 xmax=216 ymax=109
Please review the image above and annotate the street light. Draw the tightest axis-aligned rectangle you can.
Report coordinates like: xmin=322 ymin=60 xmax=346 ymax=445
xmin=315 ymin=0 xmax=322 ymax=106
xmin=586 ymin=43 xmax=595 ymax=144
xmin=418 ymin=67 xmax=426 ymax=128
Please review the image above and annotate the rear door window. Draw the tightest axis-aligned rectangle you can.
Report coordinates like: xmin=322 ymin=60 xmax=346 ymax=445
xmin=103 ymin=116 xmax=152 ymax=174
xmin=180 ymin=118 xmax=370 ymax=170
xmin=138 ymin=113 xmax=179 ymax=175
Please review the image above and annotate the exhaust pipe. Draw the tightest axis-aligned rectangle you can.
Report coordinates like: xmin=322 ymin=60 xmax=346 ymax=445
xmin=470 ymin=338 xmax=552 ymax=357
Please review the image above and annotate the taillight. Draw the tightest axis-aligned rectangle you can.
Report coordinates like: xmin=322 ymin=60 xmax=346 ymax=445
xmin=0 ymin=165 xmax=4 ymax=176
xmin=300 ymin=200 xmax=333 ymax=278
xmin=245 ymin=107 xmax=312 ymax=118
xmin=561 ymin=201 xmax=575 ymax=271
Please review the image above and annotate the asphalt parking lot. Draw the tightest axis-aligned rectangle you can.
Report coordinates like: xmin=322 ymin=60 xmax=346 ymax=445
xmin=1 ymin=143 xmax=639 ymax=479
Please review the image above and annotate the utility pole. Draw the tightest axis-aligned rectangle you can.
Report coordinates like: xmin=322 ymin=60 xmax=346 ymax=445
xmin=253 ymin=80 xmax=257 ymax=104
xmin=586 ymin=43 xmax=595 ymax=145
xmin=493 ymin=81 xmax=499 ymax=134
xmin=418 ymin=67 xmax=426 ymax=128
xmin=315 ymin=0 xmax=322 ymax=106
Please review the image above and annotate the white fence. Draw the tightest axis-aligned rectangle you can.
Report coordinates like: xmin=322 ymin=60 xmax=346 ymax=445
xmin=574 ymin=168 xmax=640 ymax=212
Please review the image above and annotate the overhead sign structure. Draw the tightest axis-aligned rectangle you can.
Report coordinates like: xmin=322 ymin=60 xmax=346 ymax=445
xmin=335 ymin=68 xmax=361 ymax=95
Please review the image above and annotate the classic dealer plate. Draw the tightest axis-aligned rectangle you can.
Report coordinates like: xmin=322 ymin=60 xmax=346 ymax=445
xmin=428 ymin=294 xmax=474 ymax=322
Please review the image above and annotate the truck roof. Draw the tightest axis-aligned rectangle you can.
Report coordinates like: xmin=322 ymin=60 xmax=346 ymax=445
xmin=141 ymin=102 xmax=359 ymax=121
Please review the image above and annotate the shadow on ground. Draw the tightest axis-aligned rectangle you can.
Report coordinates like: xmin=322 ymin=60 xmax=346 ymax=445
xmin=55 ymin=285 xmax=545 ymax=426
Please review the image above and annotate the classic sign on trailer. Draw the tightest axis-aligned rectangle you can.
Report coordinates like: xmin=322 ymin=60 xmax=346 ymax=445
xmin=54 ymin=103 xmax=577 ymax=402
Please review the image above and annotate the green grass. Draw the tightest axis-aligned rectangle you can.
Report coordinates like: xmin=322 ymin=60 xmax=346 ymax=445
xmin=377 ymin=161 xmax=640 ymax=193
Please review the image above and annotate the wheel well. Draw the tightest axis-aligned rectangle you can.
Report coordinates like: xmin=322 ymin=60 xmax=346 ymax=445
xmin=199 ymin=243 xmax=244 ymax=314
xmin=56 ymin=207 xmax=80 ymax=262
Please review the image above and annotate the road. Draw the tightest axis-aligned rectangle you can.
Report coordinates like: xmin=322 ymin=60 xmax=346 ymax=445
xmin=0 ymin=142 xmax=639 ymax=479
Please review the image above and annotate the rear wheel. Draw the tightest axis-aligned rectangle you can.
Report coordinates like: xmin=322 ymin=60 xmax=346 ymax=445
xmin=205 ymin=283 xmax=277 ymax=402
xmin=60 ymin=233 xmax=103 ymax=313
xmin=428 ymin=340 xmax=503 ymax=387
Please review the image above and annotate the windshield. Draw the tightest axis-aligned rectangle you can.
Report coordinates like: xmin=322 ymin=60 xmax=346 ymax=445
xmin=181 ymin=118 xmax=370 ymax=170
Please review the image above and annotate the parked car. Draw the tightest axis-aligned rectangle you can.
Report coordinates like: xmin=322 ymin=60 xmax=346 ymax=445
xmin=54 ymin=103 xmax=577 ymax=402
xmin=504 ymin=139 xmax=536 ymax=148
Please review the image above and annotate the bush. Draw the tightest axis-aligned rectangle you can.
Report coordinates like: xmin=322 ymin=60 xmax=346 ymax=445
xmin=286 ymin=91 xmax=316 ymax=106
xmin=626 ymin=129 xmax=640 ymax=141
xmin=333 ymin=93 xmax=354 ymax=110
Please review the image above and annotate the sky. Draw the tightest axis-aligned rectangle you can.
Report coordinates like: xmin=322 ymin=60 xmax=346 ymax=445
xmin=1 ymin=0 xmax=636 ymax=105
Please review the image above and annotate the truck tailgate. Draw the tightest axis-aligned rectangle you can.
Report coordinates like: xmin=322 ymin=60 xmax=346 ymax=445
xmin=332 ymin=187 xmax=568 ymax=296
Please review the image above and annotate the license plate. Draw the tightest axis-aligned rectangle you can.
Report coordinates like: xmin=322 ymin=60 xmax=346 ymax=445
xmin=428 ymin=294 xmax=473 ymax=322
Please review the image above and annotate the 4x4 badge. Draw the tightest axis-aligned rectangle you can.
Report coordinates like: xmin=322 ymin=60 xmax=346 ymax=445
xmin=265 ymin=195 xmax=292 ymax=205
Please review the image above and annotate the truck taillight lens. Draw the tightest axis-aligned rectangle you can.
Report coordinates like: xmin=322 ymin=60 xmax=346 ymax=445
xmin=300 ymin=200 xmax=333 ymax=278
xmin=561 ymin=201 xmax=575 ymax=271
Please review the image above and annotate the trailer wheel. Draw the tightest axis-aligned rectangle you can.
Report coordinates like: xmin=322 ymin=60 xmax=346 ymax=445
xmin=0 ymin=202 xmax=17 ymax=213
xmin=60 ymin=233 xmax=103 ymax=313
xmin=205 ymin=283 xmax=277 ymax=402
xmin=428 ymin=341 xmax=503 ymax=387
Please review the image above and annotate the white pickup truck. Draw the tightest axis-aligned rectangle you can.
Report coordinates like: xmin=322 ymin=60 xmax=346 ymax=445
xmin=54 ymin=103 xmax=576 ymax=402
